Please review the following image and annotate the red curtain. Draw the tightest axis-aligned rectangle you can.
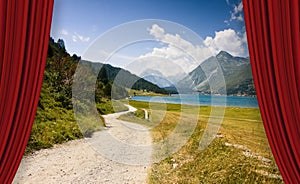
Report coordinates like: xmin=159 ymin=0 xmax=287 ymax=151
xmin=243 ymin=0 xmax=300 ymax=183
xmin=0 ymin=0 xmax=54 ymax=183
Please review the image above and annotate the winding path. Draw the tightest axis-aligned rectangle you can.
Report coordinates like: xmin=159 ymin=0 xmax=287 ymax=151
xmin=13 ymin=105 xmax=152 ymax=184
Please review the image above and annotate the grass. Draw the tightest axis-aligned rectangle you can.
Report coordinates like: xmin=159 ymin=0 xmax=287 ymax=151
xmin=134 ymin=109 xmax=146 ymax=119
xmin=129 ymin=89 xmax=168 ymax=96
xmin=27 ymin=107 xmax=82 ymax=153
xmin=26 ymin=87 xmax=128 ymax=154
xmin=96 ymin=99 xmax=129 ymax=114
xmin=119 ymin=100 xmax=283 ymax=183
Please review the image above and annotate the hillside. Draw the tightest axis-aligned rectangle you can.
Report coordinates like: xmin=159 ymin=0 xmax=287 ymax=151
xmin=80 ymin=60 xmax=168 ymax=96
xmin=27 ymin=38 xmax=167 ymax=153
xmin=27 ymin=38 xmax=83 ymax=152
xmin=176 ymin=51 xmax=256 ymax=96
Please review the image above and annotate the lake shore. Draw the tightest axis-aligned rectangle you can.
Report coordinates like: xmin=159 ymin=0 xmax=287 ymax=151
xmin=131 ymin=94 xmax=258 ymax=108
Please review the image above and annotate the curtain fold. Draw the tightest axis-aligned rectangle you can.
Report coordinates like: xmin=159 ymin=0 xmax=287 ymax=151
xmin=243 ymin=0 xmax=300 ymax=183
xmin=0 ymin=0 xmax=54 ymax=183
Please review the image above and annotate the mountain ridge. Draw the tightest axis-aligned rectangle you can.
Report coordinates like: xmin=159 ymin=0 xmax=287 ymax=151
xmin=140 ymin=69 xmax=173 ymax=88
xmin=79 ymin=60 xmax=168 ymax=96
xmin=176 ymin=51 xmax=256 ymax=96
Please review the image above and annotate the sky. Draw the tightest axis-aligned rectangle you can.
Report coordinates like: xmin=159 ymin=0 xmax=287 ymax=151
xmin=50 ymin=0 xmax=248 ymax=79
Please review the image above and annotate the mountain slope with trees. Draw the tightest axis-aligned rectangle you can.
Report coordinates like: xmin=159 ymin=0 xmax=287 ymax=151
xmin=80 ymin=60 xmax=168 ymax=96
xmin=27 ymin=38 xmax=167 ymax=153
xmin=27 ymin=38 xmax=83 ymax=152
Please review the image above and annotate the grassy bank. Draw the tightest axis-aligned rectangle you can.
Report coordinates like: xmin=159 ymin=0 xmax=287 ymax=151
xmin=26 ymin=96 xmax=128 ymax=154
xmin=96 ymin=99 xmax=129 ymax=115
xmin=129 ymin=89 xmax=169 ymax=96
xmin=119 ymin=100 xmax=283 ymax=183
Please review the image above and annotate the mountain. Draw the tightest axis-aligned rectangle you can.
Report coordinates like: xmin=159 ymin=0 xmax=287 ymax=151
xmin=176 ymin=51 xmax=256 ymax=96
xmin=140 ymin=69 xmax=173 ymax=88
xmin=79 ymin=60 xmax=168 ymax=96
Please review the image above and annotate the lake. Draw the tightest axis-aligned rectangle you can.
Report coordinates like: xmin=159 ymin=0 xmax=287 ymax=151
xmin=131 ymin=94 xmax=258 ymax=108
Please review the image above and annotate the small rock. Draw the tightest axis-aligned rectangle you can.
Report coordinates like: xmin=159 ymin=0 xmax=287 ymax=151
xmin=261 ymin=157 xmax=272 ymax=163
xmin=172 ymin=163 xmax=178 ymax=169
xmin=243 ymin=151 xmax=251 ymax=157
xmin=225 ymin=142 xmax=232 ymax=147
xmin=216 ymin=134 xmax=224 ymax=138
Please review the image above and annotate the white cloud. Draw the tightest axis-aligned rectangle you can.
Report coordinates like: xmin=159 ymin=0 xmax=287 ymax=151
xmin=148 ymin=24 xmax=165 ymax=39
xmin=203 ymin=28 xmax=247 ymax=56
xmin=234 ymin=1 xmax=243 ymax=13
xmin=72 ymin=32 xmax=90 ymax=42
xmin=61 ymin=29 xmax=68 ymax=36
xmin=230 ymin=1 xmax=244 ymax=22
xmin=224 ymin=20 xmax=230 ymax=26
xmin=133 ymin=24 xmax=248 ymax=77
xmin=125 ymin=56 xmax=186 ymax=83
xmin=125 ymin=25 xmax=248 ymax=80
xmin=139 ymin=24 xmax=213 ymax=74
xmin=72 ymin=35 xmax=77 ymax=42
xmin=242 ymin=32 xmax=247 ymax=43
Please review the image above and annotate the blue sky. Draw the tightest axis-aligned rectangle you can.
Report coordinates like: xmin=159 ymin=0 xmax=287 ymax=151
xmin=50 ymin=0 xmax=247 ymax=59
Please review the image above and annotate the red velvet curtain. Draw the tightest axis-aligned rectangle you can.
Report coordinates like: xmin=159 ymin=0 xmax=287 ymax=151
xmin=243 ymin=0 xmax=300 ymax=183
xmin=0 ymin=0 xmax=54 ymax=183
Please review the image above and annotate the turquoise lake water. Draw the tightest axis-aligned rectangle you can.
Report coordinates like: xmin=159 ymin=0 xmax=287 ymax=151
xmin=131 ymin=94 xmax=258 ymax=108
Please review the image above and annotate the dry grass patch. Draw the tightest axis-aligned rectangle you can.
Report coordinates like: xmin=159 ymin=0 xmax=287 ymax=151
xmin=119 ymin=101 xmax=283 ymax=183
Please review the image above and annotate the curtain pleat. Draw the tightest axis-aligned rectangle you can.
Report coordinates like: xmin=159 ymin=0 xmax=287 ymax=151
xmin=243 ymin=0 xmax=300 ymax=183
xmin=0 ymin=0 xmax=54 ymax=183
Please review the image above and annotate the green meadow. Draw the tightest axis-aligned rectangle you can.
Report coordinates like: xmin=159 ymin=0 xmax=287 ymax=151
xmin=119 ymin=100 xmax=283 ymax=183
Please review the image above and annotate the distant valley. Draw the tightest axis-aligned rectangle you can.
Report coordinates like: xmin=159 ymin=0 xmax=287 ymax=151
xmin=140 ymin=69 xmax=173 ymax=88
xmin=79 ymin=60 xmax=169 ymax=97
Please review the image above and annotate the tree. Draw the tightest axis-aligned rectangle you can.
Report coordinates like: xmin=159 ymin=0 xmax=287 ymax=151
xmin=97 ymin=67 xmax=109 ymax=83
xmin=57 ymin=39 xmax=65 ymax=50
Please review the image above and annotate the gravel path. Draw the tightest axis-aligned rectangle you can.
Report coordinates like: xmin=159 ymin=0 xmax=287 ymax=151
xmin=13 ymin=105 xmax=152 ymax=184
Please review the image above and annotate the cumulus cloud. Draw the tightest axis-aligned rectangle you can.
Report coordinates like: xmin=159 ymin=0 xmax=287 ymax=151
xmin=128 ymin=24 xmax=247 ymax=76
xmin=135 ymin=24 xmax=247 ymax=75
xmin=72 ymin=32 xmax=90 ymax=42
xmin=204 ymin=28 xmax=247 ymax=56
xmin=128 ymin=24 xmax=247 ymax=78
xmin=139 ymin=24 xmax=213 ymax=73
